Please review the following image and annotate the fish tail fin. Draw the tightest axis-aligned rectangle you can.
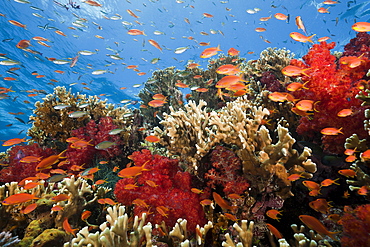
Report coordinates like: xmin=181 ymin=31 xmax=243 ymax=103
xmin=216 ymin=44 xmax=222 ymax=51
xmin=307 ymin=34 xmax=316 ymax=43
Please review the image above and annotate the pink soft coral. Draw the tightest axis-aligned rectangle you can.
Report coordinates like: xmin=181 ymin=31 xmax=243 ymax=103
xmin=114 ymin=149 xmax=207 ymax=232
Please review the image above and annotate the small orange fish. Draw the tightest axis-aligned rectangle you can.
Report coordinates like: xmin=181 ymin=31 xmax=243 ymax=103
xmin=133 ymin=198 xmax=149 ymax=208
xmin=203 ymin=13 xmax=213 ymax=18
xmin=148 ymin=99 xmax=166 ymax=107
xmin=36 ymin=150 xmax=67 ymax=171
xmin=268 ymin=92 xmax=294 ymax=102
xmin=274 ymin=13 xmax=289 ymax=21
xmin=227 ymin=47 xmax=240 ymax=56
xmin=2 ymin=193 xmax=40 ymax=205
xmin=199 ymin=42 xmax=210 ymax=46
xmin=320 ymin=178 xmax=339 ymax=187
xmin=124 ymin=183 xmax=138 ymax=190
xmin=255 ymin=27 xmax=266 ymax=32
xmin=282 ymin=65 xmax=310 ymax=77
xmin=200 ymin=45 xmax=221 ymax=58
xmin=95 ymin=179 xmax=107 ymax=185
xmin=318 ymin=36 xmax=330 ymax=42
xmin=2 ymin=137 xmax=27 ymax=146
xmin=308 ymin=189 xmax=321 ymax=197
xmin=352 ymin=22 xmax=370 ymax=32
xmin=224 ymin=213 xmax=238 ymax=221
xmin=51 ymin=194 xmax=70 ymax=202
xmin=337 ymin=109 xmax=353 ymax=117
xmin=266 ymin=223 xmax=283 ymax=239
xmin=320 ymin=127 xmax=343 ymax=135
xmin=16 ymin=39 xmax=31 ymax=49
xmin=287 ymin=173 xmax=303 ymax=182
xmin=338 ymin=169 xmax=356 ymax=178
xmin=216 ymin=75 xmax=247 ymax=88
xmin=21 ymin=203 xmax=38 ymax=214
xmin=266 ymin=209 xmax=282 ymax=221
xmin=118 ymin=162 xmax=149 ymax=178
xmin=259 ymin=16 xmax=272 ymax=22
xmin=55 ymin=30 xmax=67 ymax=37
xmin=286 ymin=82 xmax=308 ymax=91
xmin=195 ymin=88 xmax=209 ymax=92
xmin=23 ymin=182 xmax=41 ymax=190
xmin=191 ymin=188 xmax=203 ymax=194
xmin=318 ymin=7 xmax=330 ymax=13
xmin=145 ymin=135 xmax=160 ymax=143
xmin=358 ymin=186 xmax=368 ymax=195
xmin=213 ymin=192 xmax=233 ymax=210
xmin=148 ymin=39 xmax=162 ymax=52
xmin=216 ymin=64 xmax=241 ymax=75
xmin=295 ymin=16 xmax=307 ymax=34
xmin=9 ymin=20 xmax=26 ymax=29
xmin=361 ymin=149 xmax=370 ymax=162
xmin=200 ymin=199 xmax=213 ymax=206
xmin=51 ymin=205 xmax=64 ymax=211
xmin=302 ymin=181 xmax=320 ymax=191
xmin=63 ymin=218 xmax=78 ymax=236
xmin=81 ymin=210 xmax=92 ymax=221
xmin=343 ymin=190 xmax=350 ymax=199
xmin=290 ymin=32 xmax=316 ymax=43
xmin=127 ymin=29 xmax=145 ymax=35
xmin=20 ymin=156 xmax=42 ymax=163
xmin=295 ymin=100 xmax=318 ymax=112
xmin=309 ymin=198 xmax=332 ymax=214
xmin=227 ymin=194 xmax=243 ymax=200
xmin=127 ymin=9 xmax=139 ymax=18
xmin=299 ymin=215 xmax=338 ymax=240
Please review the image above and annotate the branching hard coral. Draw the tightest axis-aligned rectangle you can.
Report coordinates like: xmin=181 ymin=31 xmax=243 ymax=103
xmin=0 ymin=176 xmax=110 ymax=245
xmin=0 ymin=231 xmax=20 ymax=247
xmin=28 ymin=86 xmax=133 ymax=145
xmin=63 ymin=205 xmax=150 ymax=247
xmin=155 ymin=96 xmax=316 ymax=199
xmin=222 ymin=220 xmax=254 ymax=247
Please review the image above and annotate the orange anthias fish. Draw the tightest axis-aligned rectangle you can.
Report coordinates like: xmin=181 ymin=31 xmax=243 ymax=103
xmin=35 ymin=150 xmax=67 ymax=171
xmin=2 ymin=137 xmax=27 ymax=146
xmin=290 ymin=32 xmax=316 ymax=43
xmin=287 ymin=173 xmax=303 ymax=182
xmin=81 ymin=210 xmax=92 ymax=221
xmin=127 ymin=9 xmax=139 ymax=18
xmin=309 ymin=198 xmax=332 ymax=214
xmin=20 ymin=203 xmax=38 ymax=214
xmin=63 ymin=218 xmax=78 ymax=236
xmin=84 ymin=0 xmax=102 ymax=7
xmin=148 ymin=39 xmax=162 ymax=52
xmin=266 ymin=209 xmax=282 ymax=221
xmin=295 ymin=16 xmax=307 ymax=34
xmin=360 ymin=149 xmax=370 ymax=162
xmin=352 ymin=22 xmax=370 ymax=32
xmin=127 ymin=29 xmax=146 ymax=35
xmin=320 ymin=178 xmax=339 ymax=187
xmin=299 ymin=215 xmax=339 ymax=240
xmin=337 ymin=109 xmax=353 ymax=117
xmin=227 ymin=47 xmax=240 ymax=56
xmin=2 ymin=193 xmax=40 ymax=205
xmin=216 ymin=64 xmax=242 ymax=75
xmin=145 ymin=135 xmax=160 ymax=143
xmin=338 ymin=169 xmax=356 ymax=178
xmin=200 ymin=45 xmax=221 ymax=58
xmin=295 ymin=100 xmax=319 ymax=112
xmin=266 ymin=223 xmax=283 ymax=239
xmin=302 ymin=181 xmax=320 ymax=191
xmin=213 ymin=192 xmax=233 ymax=210
xmin=282 ymin=65 xmax=310 ymax=77
xmin=118 ymin=162 xmax=150 ymax=178
xmin=286 ymin=82 xmax=308 ymax=91
xmin=340 ymin=55 xmax=366 ymax=68
xmin=148 ymin=99 xmax=166 ymax=108
xmin=215 ymin=75 xmax=247 ymax=88
xmin=274 ymin=13 xmax=289 ymax=21
xmin=8 ymin=20 xmax=27 ymax=29
xmin=16 ymin=40 xmax=31 ymax=49
xmin=320 ymin=127 xmax=343 ymax=135
xmin=318 ymin=7 xmax=330 ymax=13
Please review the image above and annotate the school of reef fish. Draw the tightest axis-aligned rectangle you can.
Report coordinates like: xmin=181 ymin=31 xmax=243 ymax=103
xmin=2 ymin=0 xmax=370 ymax=246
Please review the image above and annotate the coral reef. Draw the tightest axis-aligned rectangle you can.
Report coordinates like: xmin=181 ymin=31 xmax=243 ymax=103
xmin=155 ymin=96 xmax=316 ymax=199
xmin=287 ymin=40 xmax=370 ymax=154
xmin=114 ymin=149 xmax=207 ymax=232
xmin=339 ymin=204 xmax=370 ymax=247
xmin=0 ymin=143 xmax=55 ymax=183
xmin=28 ymin=86 xmax=133 ymax=145
xmin=0 ymin=231 xmax=20 ymax=247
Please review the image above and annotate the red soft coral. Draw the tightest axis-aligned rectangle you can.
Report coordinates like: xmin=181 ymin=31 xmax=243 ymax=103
xmin=61 ymin=117 xmax=124 ymax=172
xmin=0 ymin=143 xmax=55 ymax=183
xmin=114 ymin=149 xmax=207 ymax=232
xmin=340 ymin=204 xmax=370 ymax=247
xmin=204 ymin=146 xmax=249 ymax=195
xmin=290 ymin=41 xmax=370 ymax=153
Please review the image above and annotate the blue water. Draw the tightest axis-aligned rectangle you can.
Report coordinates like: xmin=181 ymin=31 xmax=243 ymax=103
xmin=0 ymin=0 xmax=367 ymax=151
